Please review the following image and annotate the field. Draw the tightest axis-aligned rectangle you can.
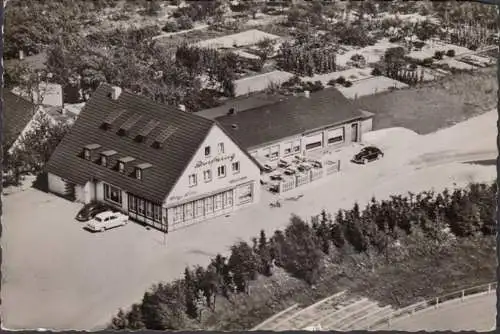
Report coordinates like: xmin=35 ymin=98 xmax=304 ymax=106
xmin=354 ymin=66 xmax=497 ymax=134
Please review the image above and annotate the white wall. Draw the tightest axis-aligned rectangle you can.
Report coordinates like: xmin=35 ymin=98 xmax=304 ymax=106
xmin=47 ymin=173 xmax=67 ymax=196
xmin=164 ymin=124 xmax=261 ymax=207
xmin=361 ymin=118 xmax=373 ymax=134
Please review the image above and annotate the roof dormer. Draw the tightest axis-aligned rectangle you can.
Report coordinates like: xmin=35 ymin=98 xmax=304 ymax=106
xmin=117 ymin=156 xmax=136 ymax=174
xmin=100 ymin=150 xmax=117 ymax=167
xmin=82 ymin=144 xmax=101 ymax=161
xmin=135 ymin=163 xmax=153 ymax=180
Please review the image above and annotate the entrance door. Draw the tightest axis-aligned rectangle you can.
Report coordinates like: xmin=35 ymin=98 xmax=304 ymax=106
xmin=351 ymin=123 xmax=359 ymax=142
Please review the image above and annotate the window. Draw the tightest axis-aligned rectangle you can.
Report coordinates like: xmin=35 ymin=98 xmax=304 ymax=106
xmin=217 ymin=165 xmax=226 ymax=178
xmin=214 ymin=194 xmax=223 ymax=211
xmin=204 ymin=146 xmax=211 ymax=156
xmin=237 ymin=184 xmax=253 ymax=205
xmin=293 ymin=140 xmax=301 ymax=153
xmin=195 ymin=200 xmax=204 ymax=217
xmin=263 ymin=148 xmax=271 ymax=159
xmin=283 ymin=142 xmax=292 ymax=155
xmin=146 ymin=202 xmax=153 ymax=218
xmin=232 ymin=161 xmax=240 ymax=174
xmin=100 ymin=155 xmax=107 ymax=167
xmin=153 ymin=205 xmax=161 ymax=221
xmin=203 ymin=170 xmax=212 ymax=182
xmin=204 ymin=197 xmax=213 ymax=214
xmin=137 ymin=199 xmax=145 ymax=215
xmin=128 ymin=194 xmax=137 ymax=212
xmin=84 ymin=149 xmax=91 ymax=160
xmin=173 ymin=206 xmax=183 ymax=223
xmin=188 ymin=173 xmax=197 ymax=186
xmin=184 ymin=202 xmax=194 ymax=220
xmin=136 ymin=168 xmax=142 ymax=180
xmin=270 ymin=145 xmax=280 ymax=159
xmin=218 ymin=142 xmax=225 ymax=154
xmin=224 ymin=190 xmax=234 ymax=208
xmin=327 ymin=127 xmax=344 ymax=145
xmin=104 ymin=183 xmax=122 ymax=204
xmin=118 ymin=162 xmax=125 ymax=173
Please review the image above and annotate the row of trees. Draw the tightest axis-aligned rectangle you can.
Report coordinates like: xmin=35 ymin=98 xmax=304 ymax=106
xmin=277 ymin=41 xmax=337 ymax=76
xmin=110 ymin=181 xmax=496 ymax=330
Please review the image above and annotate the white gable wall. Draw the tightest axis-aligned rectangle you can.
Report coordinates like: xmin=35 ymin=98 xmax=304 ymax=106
xmin=164 ymin=124 xmax=261 ymax=207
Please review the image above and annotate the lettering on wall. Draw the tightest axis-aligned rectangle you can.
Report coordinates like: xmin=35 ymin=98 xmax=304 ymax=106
xmin=229 ymin=176 xmax=248 ymax=184
xmin=169 ymin=190 xmax=198 ymax=203
xmin=194 ymin=153 xmax=236 ymax=169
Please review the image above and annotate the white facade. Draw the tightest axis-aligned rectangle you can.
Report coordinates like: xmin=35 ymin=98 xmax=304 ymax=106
xmin=164 ymin=124 xmax=261 ymax=231
xmin=249 ymin=120 xmax=362 ymax=164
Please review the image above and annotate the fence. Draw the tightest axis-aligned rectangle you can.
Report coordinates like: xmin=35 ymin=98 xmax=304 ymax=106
xmin=367 ymin=282 xmax=497 ymax=330
xmin=325 ymin=160 xmax=341 ymax=175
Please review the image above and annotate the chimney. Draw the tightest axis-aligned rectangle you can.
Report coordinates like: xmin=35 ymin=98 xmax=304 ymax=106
xmin=178 ymin=104 xmax=186 ymax=112
xmin=111 ymin=86 xmax=122 ymax=100
xmin=19 ymin=50 xmax=24 ymax=60
xmin=304 ymin=90 xmax=310 ymax=98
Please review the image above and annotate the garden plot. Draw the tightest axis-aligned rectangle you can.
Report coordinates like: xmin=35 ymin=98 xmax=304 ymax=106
xmin=457 ymin=54 xmax=494 ymax=68
xmin=300 ymin=68 xmax=373 ymax=86
xmin=337 ymin=76 xmax=408 ymax=100
xmin=407 ymin=41 xmax=471 ymax=61
xmin=234 ymin=70 xmax=295 ymax=96
xmin=192 ymin=29 xmax=282 ymax=49
xmin=336 ymin=39 xmax=400 ymax=67
xmin=437 ymin=58 xmax=475 ymax=71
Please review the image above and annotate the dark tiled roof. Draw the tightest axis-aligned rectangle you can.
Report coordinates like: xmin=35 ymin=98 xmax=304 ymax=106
xmin=45 ymin=84 xmax=217 ymax=203
xmin=215 ymin=88 xmax=369 ymax=149
xmin=196 ymin=93 xmax=286 ymax=120
xmin=3 ymin=90 xmax=37 ymax=145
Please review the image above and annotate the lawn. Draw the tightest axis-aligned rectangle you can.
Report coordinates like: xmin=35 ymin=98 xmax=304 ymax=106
xmin=354 ymin=66 xmax=497 ymax=134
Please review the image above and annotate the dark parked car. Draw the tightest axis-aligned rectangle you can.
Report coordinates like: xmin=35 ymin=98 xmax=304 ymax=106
xmin=351 ymin=146 xmax=384 ymax=164
xmin=75 ymin=202 xmax=116 ymax=222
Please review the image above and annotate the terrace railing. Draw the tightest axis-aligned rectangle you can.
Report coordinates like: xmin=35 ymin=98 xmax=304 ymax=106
xmin=366 ymin=282 xmax=497 ymax=330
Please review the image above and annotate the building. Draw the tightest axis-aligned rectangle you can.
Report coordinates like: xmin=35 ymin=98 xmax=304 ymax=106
xmin=45 ymin=84 xmax=261 ymax=232
xmin=3 ymin=91 xmax=38 ymax=150
xmin=213 ymin=88 xmax=374 ymax=165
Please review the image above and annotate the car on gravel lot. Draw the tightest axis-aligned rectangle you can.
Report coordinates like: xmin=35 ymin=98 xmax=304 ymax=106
xmin=75 ymin=202 xmax=116 ymax=222
xmin=351 ymin=146 xmax=384 ymax=164
xmin=85 ymin=211 xmax=129 ymax=232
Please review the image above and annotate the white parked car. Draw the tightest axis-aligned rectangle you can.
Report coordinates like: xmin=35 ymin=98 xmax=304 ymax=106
xmin=85 ymin=211 xmax=129 ymax=232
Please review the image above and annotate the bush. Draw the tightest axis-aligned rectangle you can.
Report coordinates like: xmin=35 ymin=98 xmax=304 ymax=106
xmin=433 ymin=51 xmax=444 ymax=60
xmin=413 ymin=41 xmax=425 ymax=50
xmin=371 ymin=67 xmax=382 ymax=76
xmin=177 ymin=16 xmax=194 ymax=30
xmin=343 ymin=80 xmax=353 ymax=88
xmin=327 ymin=79 xmax=336 ymax=86
xmin=446 ymin=49 xmax=456 ymax=57
xmin=422 ymin=57 xmax=434 ymax=66
xmin=388 ymin=36 xmax=401 ymax=43
xmin=335 ymin=76 xmax=346 ymax=85
xmin=163 ymin=21 xmax=179 ymax=33
xmin=469 ymin=45 xmax=478 ymax=51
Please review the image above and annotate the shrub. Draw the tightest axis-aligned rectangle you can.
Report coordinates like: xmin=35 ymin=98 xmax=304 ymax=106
xmin=343 ymin=80 xmax=353 ymax=88
xmin=327 ymin=79 xmax=336 ymax=86
xmin=163 ymin=21 xmax=179 ymax=33
xmin=371 ymin=67 xmax=382 ymax=76
xmin=469 ymin=45 xmax=478 ymax=51
xmin=446 ymin=49 xmax=456 ymax=57
xmin=388 ymin=36 xmax=400 ymax=43
xmin=433 ymin=51 xmax=444 ymax=60
xmin=336 ymin=76 xmax=346 ymax=85
xmin=413 ymin=41 xmax=425 ymax=49
xmin=177 ymin=16 xmax=194 ymax=30
xmin=422 ymin=57 xmax=434 ymax=66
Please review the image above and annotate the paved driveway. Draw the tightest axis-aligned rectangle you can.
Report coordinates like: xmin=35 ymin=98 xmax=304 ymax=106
xmin=378 ymin=294 xmax=496 ymax=332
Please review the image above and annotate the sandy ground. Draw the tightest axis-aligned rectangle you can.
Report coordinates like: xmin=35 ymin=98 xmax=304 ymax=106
xmin=1 ymin=109 xmax=497 ymax=330
xmin=376 ymin=293 xmax=496 ymax=332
